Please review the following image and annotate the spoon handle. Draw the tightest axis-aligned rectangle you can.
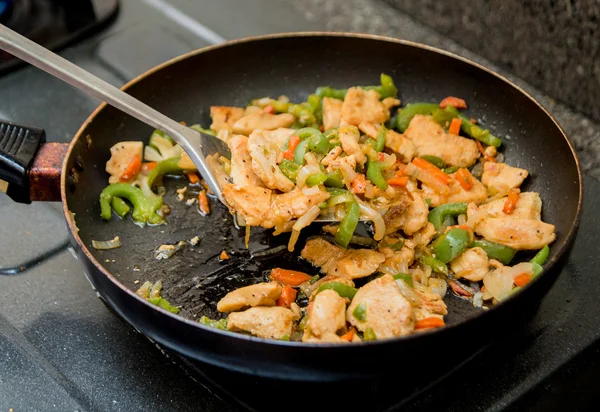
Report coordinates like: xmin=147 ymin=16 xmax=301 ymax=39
xmin=0 ymin=24 xmax=227 ymax=204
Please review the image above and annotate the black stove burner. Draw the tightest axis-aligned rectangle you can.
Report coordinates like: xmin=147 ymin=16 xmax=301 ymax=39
xmin=0 ymin=0 xmax=119 ymax=74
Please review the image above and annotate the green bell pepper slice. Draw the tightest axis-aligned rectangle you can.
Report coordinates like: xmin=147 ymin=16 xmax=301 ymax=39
xmin=198 ymin=316 xmax=228 ymax=330
xmin=363 ymin=327 xmax=377 ymax=341
xmin=190 ymin=124 xmax=216 ymax=136
xmin=472 ymin=240 xmax=516 ymax=265
xmin=419 ymin=254 xmax=449 ymax=275
xmin=100 ymin=183 xmax=164 ymax=225
xmin=530 ymin=245 xmax=550 ymax=266
xmin=393 ymin=273 xmax=414 ymax=288
xmin=335 ymin=200 xmax=361 ymax=249
xmin=420 ymin=155 xmax=446 ymax=169
xmin=428 ymin=203 xmax=468 ymax=230
xmin=432 ymin=228 xmax=472 ymax=263
xmin=443 ymin=166 xmax=460 ymax=174
xmin=366 ymin=160 xmax=388 ymax=190
xmin=306 ymin=172 xmax=328 ymax=187
xmin=371 ymin=125 xmax=387 ymax=152
xmin=147 ymin=156 xmax=185 ymax=188
xmin=316 ymin=73 xmax=398 ymax=100
xmin=148 ymin=297 xmax=180 ymax=314
xmin=324 ymin=169 xmax=345 ymax=188
xmin=111 ymin=197 xmax=130 ymax=218
xmin=316 ymin=281 xmax=358 ymax=300
xmin=297 ymin=127 xmax=330 ymax=154
xmin=293 ymin=138 xmax=310 ymax=165
xmin=352 ymin=303 xmax=367 ymax=322
xmin=279 ymin=159 xmax=301 ymax=182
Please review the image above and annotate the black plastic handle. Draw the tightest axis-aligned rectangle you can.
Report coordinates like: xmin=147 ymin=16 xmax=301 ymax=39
xmin=0 ymin=120 xmax=46 ymax=203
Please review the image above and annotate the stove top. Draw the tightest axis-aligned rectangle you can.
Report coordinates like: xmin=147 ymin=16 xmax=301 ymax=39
xmin=0 ymin=1 xmax=599 ymax=411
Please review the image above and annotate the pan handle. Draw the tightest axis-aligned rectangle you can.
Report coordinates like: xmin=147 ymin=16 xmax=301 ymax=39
xmin=0 ymin=120 xmax=67 ymax=203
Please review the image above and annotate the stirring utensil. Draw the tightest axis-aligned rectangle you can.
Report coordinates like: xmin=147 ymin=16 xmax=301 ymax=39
xmin=0 ymin=24 xmax=362 ymax=224
xmin=0 ymin=24 xmax=231 ymax=206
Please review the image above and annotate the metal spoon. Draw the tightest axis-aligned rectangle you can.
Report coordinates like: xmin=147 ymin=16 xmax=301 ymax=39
xmin=0 ymin=24 xmax=230 ymax=206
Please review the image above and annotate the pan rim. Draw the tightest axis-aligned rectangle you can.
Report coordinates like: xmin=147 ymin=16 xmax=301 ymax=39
xmin=61 ymin=31 xmax=584 ymax=349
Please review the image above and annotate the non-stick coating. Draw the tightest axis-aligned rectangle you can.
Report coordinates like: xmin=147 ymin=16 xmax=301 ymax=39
xmin=63 ymin=33 xmax=581 ymax=380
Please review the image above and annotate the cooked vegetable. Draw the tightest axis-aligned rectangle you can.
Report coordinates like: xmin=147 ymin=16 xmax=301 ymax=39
xmin=92 ymin=236 xmax=122 ymax=250
xmin=472 ymin=239 xmax=516 ymax=265
xmin=315 ymin=281 xmax=358 ymax=299
xmin=428 ymin=203 xmax=468 ymax=230
xmin=100 ymin=183 xmax=164 ymax=225
xmin=414 ymin=317 xmax=445 ymax=330
xmin=102 ymin=73 xmax=556 ymax=344
xmin=366 ymin=160 xmax=388 ymax=190
xmin=531 ymin=245 xmax=550 ymax=266
xmin=419 ymin=254 xmax=449 ymax=275
xmin=270 ymin=268 xmax=313 ymax=286
xmin=199 ymin=316 xmax=228 ymax=330
xmin=148 ymin=297 xmax=180 ymax=314
xmin=432 ymin=228 xmax=472 ymax=263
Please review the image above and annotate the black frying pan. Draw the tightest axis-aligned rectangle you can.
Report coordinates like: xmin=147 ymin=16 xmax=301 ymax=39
xmin=0 ymin=33 xmax=582 ymax=381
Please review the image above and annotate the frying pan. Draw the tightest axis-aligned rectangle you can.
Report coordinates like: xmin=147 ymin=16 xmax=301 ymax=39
xmin=0 ymin=32 xmax=582 ymax=381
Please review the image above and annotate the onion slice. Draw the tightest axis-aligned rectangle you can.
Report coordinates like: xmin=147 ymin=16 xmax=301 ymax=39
xmin=92 ymin=236 xmax=121 ymax=250
xmin=356 ymin=199 xmax=385 ymax=240
xmin=288 ymin=205 xmax=321 ymax=252
xmin=483 ymin=262 xmax=533 ymax=302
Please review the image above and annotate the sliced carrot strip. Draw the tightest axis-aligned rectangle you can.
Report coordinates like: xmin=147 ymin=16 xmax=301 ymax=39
xmin=283 ymin=135 xmax=300 ymax=160
xmin=351 ymin=174 xmax=366 ymax=194
xmin=276 ymin=285 xmax=297 ymax=308
xmin=456 ymin=168 xmax=473 ymax=190
xmin=412 ymin=157 xmax=450 ymax=185
xmin=388 ymin=176 xmax=409 ymax=187
xmin=270 ymin=268 xmax=312 ymax=287
xmin=141 ymin=161 xmax=157 ymax=175
xmin=119 ymin=154 xmax=142 ymax=182
xmin=440 ymin=96 xmax=467 ymax=109
xmin=198 ymin=191 xmax=210 ymax=215
xmin=514 ymin=273 xmax=531 ymax=287
xmin=186 ymin=172 xmax=200 ymax=184
xmin=448 ymin=117 xmax=462 ymax=135
xmin=415 ymin=317 xmax=445 ymax=330
xmin=340 ymin=328 xmax=356 ymax=342
xmin=219 ymin=250 xmax=229 ymax=260
xmin=503 ymin=189 xmax=520 ymax=215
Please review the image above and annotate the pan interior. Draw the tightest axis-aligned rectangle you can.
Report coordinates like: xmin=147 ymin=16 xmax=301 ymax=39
xmin=64 ymin=35 xmax=581 ymax=326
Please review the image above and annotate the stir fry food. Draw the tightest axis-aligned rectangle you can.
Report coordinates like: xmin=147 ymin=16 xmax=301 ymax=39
xmin=101 ymin=73 xmax=555 ymax=343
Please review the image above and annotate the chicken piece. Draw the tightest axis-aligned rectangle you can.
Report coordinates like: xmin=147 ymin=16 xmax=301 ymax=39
xmin=325 ymin=153 xmax=357 ymax=175
xmin=377 ymin=243 xmax=415 ymax=276
xmin=223 ymin=185 xmax=329 ymax=228
xmin=347 ymin=274 xmax=414 ymax=339
xmin=478 ymin=192 xmax=542 ymax=220
xmin=247 ymin=130 xmax=294 ymax=192
xmin=335 ymin=249 xmax=386 ymax=279
xmin=262 ymin=128 xmax=295 ymax=149
xmin=383 ymin=192 xmax=429 ymax=235
xmin=475 ymin=217 xmax=556 ymax=250
xmin=210 ymin=106 xmax=245 ymax=133
xmin=382 ymin=97 xmax=401 ymax=111
xmin=205 ymin=153 xmax=232 ymax=191
xmin=105 ymin=141 xmax=143 ymax=184
xmin=339 ymin=125 xmax=366 ymax=165
xmin=232 ymin=112 xmax=295 ymax=135
xmin=481 ymin=162 xmax=529 ymax=195
xmin=321 ymin=146 xmax=343 ymax=167
xmin=227 ymin=306 xmax=294 ymax=340
xmin=217 ymin=282 xmax=282 ymax=312
xmin=450 ymin=247 xmax=489 ymax=282
xmin=404 ymin=115 xmax=479 ymax=167
xmin=421 ymin=169 xmax=488 ymax=207
xmin=358 ymin=122 xmax=415 ymax=163
xmin=413 ymin=290 xmax=448 ymax=320
xmin=227 ymin=135 xmax=265 ymax=187
xmin=341 ymin=87 xmax=389 ymax=126
xmin=322 ymin=97 xmax=343 ymax=131
xmin=300 ymin=238 xmax=384 ymax=279
xmin=302 ymin=289 xmax=346 ymax=342
xmin=411 ymin=223 xmax=436 ymax=248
